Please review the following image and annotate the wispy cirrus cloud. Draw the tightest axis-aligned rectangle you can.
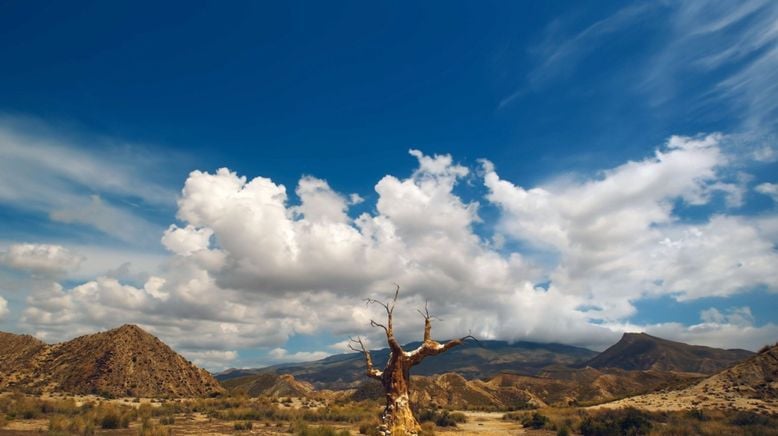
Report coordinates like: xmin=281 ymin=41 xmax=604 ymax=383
xmin=644 ymin=0 xmax=778 ymax=131
xmin=0 ymin=116 xmax=178 ymax=246
xmin=507 ymin=0 xmax=778 ymax=138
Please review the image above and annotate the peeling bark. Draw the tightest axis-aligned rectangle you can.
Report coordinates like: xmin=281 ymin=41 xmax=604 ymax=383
xmin=350 ymin=287 xmax=475 ymax=436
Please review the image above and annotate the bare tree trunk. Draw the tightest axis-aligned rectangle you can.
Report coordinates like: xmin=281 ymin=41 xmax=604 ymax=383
xmin=379 ymin=356 xmax=418 ymax=435
xmin=350 ymin=286 xmax=475 ymax=436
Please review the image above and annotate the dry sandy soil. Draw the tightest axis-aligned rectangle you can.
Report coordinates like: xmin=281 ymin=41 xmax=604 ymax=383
xmin=436 ymin=411 xmax=527 ymax=435
xmin=0 ymin=409 xmax=528 ymax=435
xmin=591 ymin=389 xmax=778 ymax=414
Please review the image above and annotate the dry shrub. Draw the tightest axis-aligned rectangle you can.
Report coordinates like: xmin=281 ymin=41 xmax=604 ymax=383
xmin=138 ymin=417 xmax=172 ymax=436
xmin=357 ymin=419 xmax=381 ymax=435
xmin=418 ymin=421 xmax=436 ymax=436
xmin=292 ymin=422 xmax=350 ymax=436
xmin=579 ymin=407 xmax=652 ymax=436
xmin=48 ymin=414 xmax=95 ymax=435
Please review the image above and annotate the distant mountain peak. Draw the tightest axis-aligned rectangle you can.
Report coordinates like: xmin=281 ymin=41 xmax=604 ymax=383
xmin=586 ymin=332 xmax=753 ymax=373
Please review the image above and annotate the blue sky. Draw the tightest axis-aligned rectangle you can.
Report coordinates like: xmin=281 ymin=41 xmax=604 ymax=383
xmin=0 ymin=1 xmax=776 ymax=370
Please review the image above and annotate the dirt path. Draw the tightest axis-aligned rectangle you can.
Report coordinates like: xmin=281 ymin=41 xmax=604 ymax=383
xmin=436 ymin=411 xmax=526 ymax=435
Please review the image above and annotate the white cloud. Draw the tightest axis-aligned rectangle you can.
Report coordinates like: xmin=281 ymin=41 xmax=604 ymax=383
xmin=756 ymin=182 xmax=778 ymax=203
xmin=293 ymin=176 xmax=349 ymax=224
xmin=484 ymin=134 xmax=778 ymax=318
xmin=161 ymin=225 xmax=213 ymax=256
xmin=753 ymin=145 xmax=777 ymax=162
xmin=0 ymin=296 xmax=8 ymax=320
xmin=184 ymin=350 xmax=238 ymax=370
xmin=18 ymin=150 xmax=580 ymax=362
xmin=348 ymin=193 xmax=365 ymax=205
xmin=269 ymin=348 xmax=330 ymax=363
xmin=1 ymin=243 xmax=84 ymax=275
xmin=11 ymin=143 xmax=778 ymax=369
xmin=700 ymin=306 xmax=755 ymax=327
xmin=614 ymin=306 xmax=778 ymax=352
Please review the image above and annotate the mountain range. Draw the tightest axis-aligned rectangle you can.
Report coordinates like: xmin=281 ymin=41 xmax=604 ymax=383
xmin=217 ymin=339 xmax=598 ymax=389
xmin=0 ymin=323 xmax=768 ymax=411
xmin=218 ymin=333 xmax=753 ymax=390
xmin=220 ymin=332 xmax=764 ymax=409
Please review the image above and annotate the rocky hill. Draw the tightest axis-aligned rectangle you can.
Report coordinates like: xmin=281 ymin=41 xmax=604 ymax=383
xmin=584 ymin=332 xmax=753 ymax=373
xmin=221 ymin=373 xmax=314 ymax=398
xmin=223 ymin=367 xmax=701 ymax=409
xmin=218 ymin=340 xmax=597 ymax=389
xmin=0 ymin=331 xmax=47 ymax=372
xmin=0 ymin=324 xmax=224 ymax=398
xmin=595 ymin=343 xmax=778 ymax=413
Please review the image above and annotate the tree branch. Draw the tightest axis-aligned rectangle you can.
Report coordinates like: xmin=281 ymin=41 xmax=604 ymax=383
xmin=348 ymin=336 xmax=382 ymax=380
xmin=366 ymin=285 xmax=404 ymax=354
xmin=417 ymin=300 xmax=432 ymax=342
xmin=409 ymin=333 xmax=478 ymax=366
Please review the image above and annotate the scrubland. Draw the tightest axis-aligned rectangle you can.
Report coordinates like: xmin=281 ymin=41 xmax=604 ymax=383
xmin=1 ymin=392 xmax=777 ymax=435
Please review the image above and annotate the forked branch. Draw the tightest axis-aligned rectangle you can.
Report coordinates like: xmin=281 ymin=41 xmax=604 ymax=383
xmin=409 ymin=307 xmax=479 ymax=367
xmin=365 ymin=284 xmax=403 ymax=353
xmin=348 ymin=336 xmax=382 ymax=380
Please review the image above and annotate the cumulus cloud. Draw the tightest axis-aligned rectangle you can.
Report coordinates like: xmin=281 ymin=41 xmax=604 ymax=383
xmin=19 ymin=150 xmax=579 ymax=360
xmin=1 ymin=243 xmax=84 ymax=275
xmin=483 ymin=134 xmax=778 ymax=322
xmin=12 ymin=142 xmax=778 ymax=368
xmin=161 ymin=225 xmax=214 ymax=256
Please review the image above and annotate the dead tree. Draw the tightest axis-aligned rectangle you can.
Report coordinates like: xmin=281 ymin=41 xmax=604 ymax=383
xmin=349 ymin=285 xmax=475 ymax=435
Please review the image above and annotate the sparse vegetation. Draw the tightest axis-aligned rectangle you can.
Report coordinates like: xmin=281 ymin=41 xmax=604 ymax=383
xmin=137 ymin=417 xmax=172 ymax=436
xmin=233 ymin=420 xmax=253 ymax=430
xmin=579 ymin=407 xmax=652 ymax=436
xmin=522 ymin=411 xmax=551 ymax=429
xmin=1 ymin=391 xmax=777 ymax=435
xmin=417 ymin=408 xmax=467 ymax=427
xmin=358 ymin=419 xmax=381 ymax=435
xmin=503 ymin=410 xmax=552 ymax=429
xmin=292 ymin=422 xmax=351 ymax=436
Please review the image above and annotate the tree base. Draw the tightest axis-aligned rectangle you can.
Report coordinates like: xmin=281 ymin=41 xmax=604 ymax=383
xmin=378 ymin=394 xmax=421 ymax=436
